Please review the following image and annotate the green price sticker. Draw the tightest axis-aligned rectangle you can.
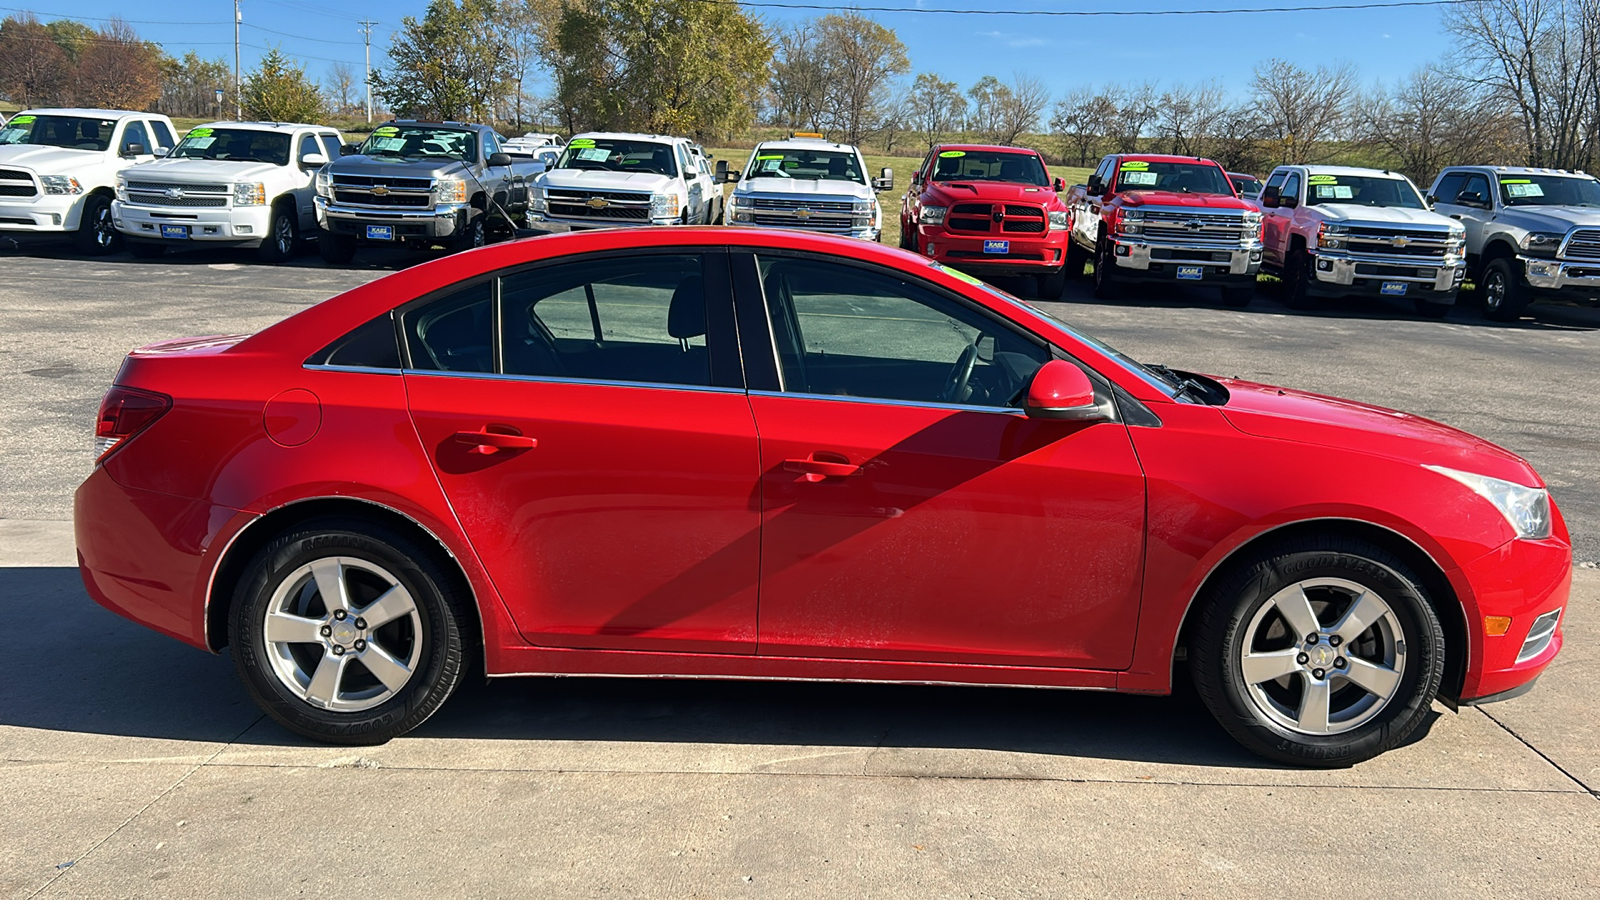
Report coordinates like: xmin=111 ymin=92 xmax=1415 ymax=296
xmin=1307 ymin=175 xmax=1338 ymax=184
xmin=938 ymin=150 xmax=965 ymax=158
xmin=1121 ymin=160 xmax=1149 ymax=170
xmin=1501 ymin=178 xmax=1531 ymax=184
xmin=9 ymin=115 xmax=35 ymax=125
xmin=569 ymin=138 xmax=596 ymax=148
xmin=371 ymin=126 xmax=398 ymax=137
xmin=188 ymin=127 xmax=214 ymax=138
xmin=756 ymin=154 xmax=783 ymax=160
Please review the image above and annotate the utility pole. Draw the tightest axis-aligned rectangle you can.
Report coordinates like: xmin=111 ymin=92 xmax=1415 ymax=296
xmin=233 ymin=0 xmax=242 ymax=120
xmin=358 ymin=20 xmax=377 ymax=124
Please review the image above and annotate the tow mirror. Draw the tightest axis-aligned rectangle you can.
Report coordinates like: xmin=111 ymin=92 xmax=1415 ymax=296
xmin=873 ymin=166 xmax=894 ymax=192
xmin=1260 ymin=185 xmax=1280 ymax=208
xmin=301 ymin=152 xmax=328 ymax=168
xmin=1086 ymin=175 xmax=1103 ymax=197
xmin=716 ymin=159 xmax=731 ymax=182
xmin=1456 ymin=190 xmax=1487 ymax=208
xmin=341 ymin=143 xmax=361 ymax=156
xmin=1280 ymin=191 xmax=1299 ymax=209
xmin=1053 ymin=176 xmax=1066 ymax=192
xmin=488 ymin=152 xmax=512 ymax=167
xmin=122 ymin=143 xmax=147 ymax=158
xmin=1025 ymin=360 xmax=1106 ymax=422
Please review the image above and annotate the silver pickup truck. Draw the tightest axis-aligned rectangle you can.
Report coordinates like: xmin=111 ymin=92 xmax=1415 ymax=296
xmin=313 ymin=120 xmax=544 ymax=262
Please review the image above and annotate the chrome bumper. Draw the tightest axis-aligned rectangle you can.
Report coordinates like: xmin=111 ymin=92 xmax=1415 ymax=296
xmin=1520 ymin=255 xmax=1600 ymax=290
xmin=1109 ymin=238 xmax=1264 ymax=276
xmin=1311 ymin=250 xmax=1465 ymax=290
xmin=315 ymin=196 xmax=467 ymax=238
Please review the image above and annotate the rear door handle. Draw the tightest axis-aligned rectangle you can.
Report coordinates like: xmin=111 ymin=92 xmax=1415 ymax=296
xmin=784 ymin=453 xmax=860 ymax=482
xmin=454 ymin=426 xmax=537 ymax=454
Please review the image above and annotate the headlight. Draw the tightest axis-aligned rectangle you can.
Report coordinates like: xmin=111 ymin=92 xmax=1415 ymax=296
xmin=852 ymin=199 xmax=875 ymax=227
xmin=233 ymin=182 xmax=266 ymax=206
xmin=436 ymin=178 xmax=467 ymax=204
xmin=115 ymin=177 xmax=128 ymax=202
xmin=530 ymin=185 xmax=546 ymax=211
xmin=726 ymin=194 xmax=751 ymax=223
xmin=651 ymin=192 xmax=680 ymax=219
xmin=40 ymin=175 xmax=84 ymax=195
xmin=1425 ymin=465 xmax=1552 ymax=540
xmin=1317 ymin=222 xmax=1347 ymax=249
xmin=919 ymin=205 xmax=947 ymax=225
xmin=1048 ymin=209 xmax=1070 ymax=229
xmin=1520 ymin=231 xmax=1564 ymax=257
xmin=314 ymin=169 xmax=331 ymax=198
xmin=1117 ymin=209 xmax=1143 ymax=235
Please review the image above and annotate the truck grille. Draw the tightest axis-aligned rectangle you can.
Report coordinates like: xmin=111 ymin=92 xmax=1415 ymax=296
xmin=743 ymin=195 xmax=857 ymax=232
xmin=546 ymin=189 xmax=652 ymax=223
xmin=1139 ymin=209 xmax=1252 ymax=244
xmin=333 ymin=189 xmax=432 ymax=208
xmin=0 ymin=168 xmax=37 ymax=197
xmin=1561 ymin=228 xmax=1600 ymax=260
xmin=1344 ymin=226 xmax=1450 ymax=259
xmin=124 ymin=181 xmax=231 ymax=208
xmin=334 ymin=175 xmax=433 ymax=191
xmin=946 ymin=202 xmax=1047 ymax=235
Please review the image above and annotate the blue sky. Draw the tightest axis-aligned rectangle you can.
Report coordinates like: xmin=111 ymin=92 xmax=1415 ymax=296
xmin=9 ymin=1 xmax=1453 ymax=103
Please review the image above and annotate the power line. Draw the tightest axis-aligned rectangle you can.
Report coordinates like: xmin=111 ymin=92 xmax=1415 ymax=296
xmin=0 ymin=6 xmax=225 ymax=25
xmin=243 ymin=22 xmax=363 ymax=45
xmin=685 ymin=0 xmax=1472 ymax=15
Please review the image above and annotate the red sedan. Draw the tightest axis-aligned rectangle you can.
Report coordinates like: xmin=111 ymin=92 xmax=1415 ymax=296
xmin=76 ymin=228 xmax=1569 ymax=766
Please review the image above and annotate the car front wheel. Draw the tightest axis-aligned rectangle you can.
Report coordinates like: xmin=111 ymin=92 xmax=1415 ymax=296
xmin=229 ymin=519 xmax=473 ymax=744
xmin=1480 ymin=257 xmax=1529 ymax=321
xmin=1190 ymin=537 xmax=1445 ymax=767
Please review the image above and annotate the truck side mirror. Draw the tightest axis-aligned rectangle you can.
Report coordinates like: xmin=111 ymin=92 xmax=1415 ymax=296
xmin=1456 ymin=190 xmax=1487 ymax=208
xmin=341 ymin=143 xmax=361 ymax=156
xmin=488 ymin=152 xmax=512 ymax=167
xmin=1260 ymin=185 xmax=1280 ymax=208
xmin=1279 ymin=191 xmax=1299 ymax=209
xmin=1086 ymin=175 xmax=1103 ymax=197
xmin=1053 ymin=177 xmax=1065 ymax=192
xmin=301 ymin=152 xmax=328 ymax=168
xmin=715 ymin=159 xmax=729 ymax=182
xmin=873 ymin=167 xmax=894 ymax=192
xmin=121 ymin=143 xmax=147 ymax=158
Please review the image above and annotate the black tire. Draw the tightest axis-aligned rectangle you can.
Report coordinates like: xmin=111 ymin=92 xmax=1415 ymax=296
xmin=1221 ymin=285 xmax=1254 ymax=308
xmin=1283 ymin=247 xmax=1315 ymax=310
xmin=229 ymin=518 xmax=474 ymax=745
xmin=73 ymin=193 xmax=119 ymax=255
xmin=456 ymin=213 xmax=487 ymax=252
xmin=1064 ymin=239 xmax=1090 ymax=278
xmin=257 ymin=202 xmax=297 ymax=263
xmin=319 ymin=233 xmax=357 ymax=264
xmin=1413 ymin=296 xmax=1452 ymax=319
xmin=1190 ymin=536 xmax=1446 ymax=767
xmin=1480 ymin=257 xmax=1529 ymax=322
xmin=1092 ymin=236 xmax=1121 ymax=299
xmin=1035 ymin=266 xmax=1067 ymax=299
xmin=127 ymin=241 xmax=166 ymax=259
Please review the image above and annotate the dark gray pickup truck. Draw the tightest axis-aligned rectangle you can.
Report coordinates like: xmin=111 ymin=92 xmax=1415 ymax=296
xmin=313 ymin=120 xmax=544 ymax=262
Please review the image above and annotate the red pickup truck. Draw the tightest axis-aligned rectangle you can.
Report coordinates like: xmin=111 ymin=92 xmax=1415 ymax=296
xmin=899 ymin=144 xmax=1072 ymax=297
xmin=1064 ymin=154 xmax=1264 ymax=306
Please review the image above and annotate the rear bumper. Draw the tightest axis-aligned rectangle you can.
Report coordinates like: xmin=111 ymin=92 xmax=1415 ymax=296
xmin=315 ymin=196 xmax=467 ymax=241
xmin=113 ymin=201 xmax=272 ymax=246
xmin=1452 ymin=536 xmax=1571 ymax=703
xmin=0 ymin=192 xmax=86 ymax=233
xmin=917 ymin=226 xmax=1067 ymax=275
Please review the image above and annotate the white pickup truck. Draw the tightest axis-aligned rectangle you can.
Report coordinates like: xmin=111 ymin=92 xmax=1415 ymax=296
xmin=1255 ymin=165 xmax=1466 ymax=317
xmin=526 ymin=132 xmax=718 ymax=231
xmin=112 ymin=121 xmax=343 ymax=262
xmin=0 ymin=108 xmax=178 ymax=254
xmin=1426 ymin=166 xmax=1600 ymax=320
xmin=716 ymin=136 xmax=893 ymax=241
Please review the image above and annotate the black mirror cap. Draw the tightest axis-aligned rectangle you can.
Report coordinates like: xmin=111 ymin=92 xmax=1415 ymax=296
xmin=488 ymin=152 xmax=513 ymax=167
xmin=715 ymin=159 xmax=729 ymax=180
xmin=1053 ymin=177 xmax=1066 ymax=192
xmin=1280 ymin=193 xmax=1299 ymax=209
xmin=1260 ymin=185 xmax=1280 ymax=208
xmin=340 ymin=143 xmax=361 ymax=156
xmin=1457 ymin=190 xmax=1488 ymax=207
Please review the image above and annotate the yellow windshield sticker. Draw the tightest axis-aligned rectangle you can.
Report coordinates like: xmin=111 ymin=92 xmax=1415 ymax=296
xmin=370 ymin=126 xmax=398 ymax=137
xmin=10 ymin=115 xmax=36 ymax=125
xmin=188 ymin=127 xmax=214 ymax=138
xmin=1120 ymin=160 xmax=1149 ymax=170
xmin=1308 ymin=174 xmax=1338 ymax=184
xmin=938 ymin=150 xmax=965 ymax=158
xmin=756 ymin=154 xmax=783 ymax=160
xmin=1500 ymin=178 xmax=1531 ymax=184
xmin=569 ymin=138 xmax=596 ymax=148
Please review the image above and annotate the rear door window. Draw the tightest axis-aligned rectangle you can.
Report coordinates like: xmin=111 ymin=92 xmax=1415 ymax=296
xmin=149 ymin=120 xmax=175 ymax=151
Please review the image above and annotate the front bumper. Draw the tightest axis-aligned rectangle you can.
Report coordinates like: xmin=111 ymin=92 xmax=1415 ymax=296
xmin=1309 ymin=249 xmax=1466 ymax=296
xmin=1519 ymin=255 xmax=1600 ymax=293
xmin=315 ymin=196 xmax=467 ymax=241
xmin=0 ymin=192 xmax=87 ymax=233
xmin=918 ymin=226 xmax=1068 ymax=276
xmin=1107 ymin=236 xmax=1263 ymax=283
xmin=113 ymin=200 xmax=272 ymax=247
xmin=1452 ymin=534 xmax=1571 ymax=703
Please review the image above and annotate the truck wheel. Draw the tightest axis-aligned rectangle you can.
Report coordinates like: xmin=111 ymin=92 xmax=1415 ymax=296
xmin=1221 ymin=285 xmax=1254 ymax=308
xmin=1283 ymin=248 xmax=1315 ymax=310
xmin=1480 ymin=258 xmax=1529 ymax=321
xmin=72 ymin=193 xmax=119 ymax=256
xmin=319 ymin=234 xmax=357 ymax=265
xmin=1035 ymin=266 xmax=1066 ymax=299
xmin=1064 ymin=240 xmax=1089 ymax=278
xmin=457 ymin=215 xmax=486 ymax=252
xmin=127 ymin=241 xmax=165 ymax=259
xmin=1092 ymin=237 xmax=1121 ymax=299
xmin=257 ymin=202 xmax=297 ymax=263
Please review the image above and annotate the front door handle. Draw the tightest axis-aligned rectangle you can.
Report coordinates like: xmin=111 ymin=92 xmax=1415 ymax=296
xmin=454 ymin=426 xmax=537 ymax=455
xmin=784 ymin=453 xmax=860 ymax=482
xmin=1450 ymin=214 xmax=1463 ymax=219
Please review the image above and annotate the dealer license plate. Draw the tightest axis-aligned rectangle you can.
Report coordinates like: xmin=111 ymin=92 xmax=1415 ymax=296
xmin=983 ymin=240 xmax=1009 ymax=254
xmin=366 ymin=225 xmax=395 ymax=241
xmin=159 ymin=224 xmax=190 ymax=240
xmin=1380 ymin=281 xmax=1408 ymax=296
xmin=1176 ymin=265 xmax=1204 ymax=280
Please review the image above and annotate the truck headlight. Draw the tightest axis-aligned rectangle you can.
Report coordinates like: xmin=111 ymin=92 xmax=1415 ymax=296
xmin=115 ymin=178 xmax=128 ymax=202
xmin=1425 ymin=465 xmax=1552 ymax=540
xmin=651 ymin=192 xmax=681 ymax=219
xmin=1520 ymin=231 xmax=1564 ymax=257
xmin=1317 ymin=222 xmax=1347 ymax=249
xmin=41 ymin=175 xmax=84 ymax=195
xmin=314 ymin=169 xmax=331 ymax=198
xmin=530 ymin=186 xmax=546 ymax=212
xmin=1048 ymin=210 xmax=1070 ymax=229
xmin=919 ymin=205 xmax=947 ymax=225
xmin=436 ymin=178 xmax=467 ymax=204
xmin=233 ymin=182 xmax=266 ymax=206
xmin=1117 ymin=209 xmax=1143 ymax=236
xmin=852 ymin=199 xmax=875 ymax=227
xmin=726 ymin=195 xmax=751 ymax=223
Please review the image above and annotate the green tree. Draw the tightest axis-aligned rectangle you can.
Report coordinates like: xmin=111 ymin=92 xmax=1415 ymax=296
xmin=374 ymin=0 xmax=510 ymax=122
xmin=160 ymin=52 xmax=235 ymax=118
xmin=0 ymin=14 xmax=73 ymax=106
xmin=44 ymin=19 xmax=96 ymax=64
xmin=813 ymin=11 xmax=909 ymax=145
xmin=551 ymin=0 xmax=772 ymax=139
xmin=241 ymin=47 xmax=327 ymax=124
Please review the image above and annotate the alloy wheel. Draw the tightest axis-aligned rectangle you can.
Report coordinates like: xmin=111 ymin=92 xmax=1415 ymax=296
xmin=93 ymin=206 xmax=115 ymax=249
xmin=1483 ymin=270 xmax=1505 ymax=310
xmin=274 ymin=213 xmax=294 ymax=255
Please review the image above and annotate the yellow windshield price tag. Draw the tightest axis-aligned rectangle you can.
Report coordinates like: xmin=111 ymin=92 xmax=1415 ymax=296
xmin=756 ymin=154 xmax=783 ymax=160
xmin=938 ymin=150 xmax=965 ymax=158
xmin=1308 ymin=175 xmax=1338 ymax=184
xmin=370 ymin=126 xmax=398 ymax=137
xmin=569 ymin=138 xmax=595 ymax=148
xmin=1501 ymin=178 xmax=1531 ymax=184
xmin=10 ymin=115 xmax=36 ymax=125
xmin=1120 ymin=160 xmax=1149 ymax=170
xmin=188 ymin=127 xmax=214 ymax=138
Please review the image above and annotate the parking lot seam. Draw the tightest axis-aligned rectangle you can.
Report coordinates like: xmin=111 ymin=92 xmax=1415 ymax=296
xmin=1474 ymin=707 xmax=1599 ymax=799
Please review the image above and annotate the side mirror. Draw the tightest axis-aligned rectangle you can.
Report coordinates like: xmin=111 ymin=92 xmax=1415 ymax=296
xmin=1456 ymin=190 xmax=1487 ymax=208
xmin=872 ymin=166 xmax=894 ymax=192
xmin=154 ymin=146 xmax=171 ymax=158
xmin=341 ymin=143 xmax=361 ymax=156
xmin=715 ymin=159 xmax=729 ymax=182
xmin=1280 ymin=191 xmax=1299 ymax=209
xmin=122 ymin=143 xmax=147 ymax=158
xmin=1260 ymin=185 xmax=1280 ymax=208
xmin=1053 ymin=177 xmax=1066 ymax=192
xmin=488 ymin=152 xmax=512 ymax=167
xmin=1025 ymin=360 xmax=1106 ymax=422
xmin=301 ymin=152 xmax=328 ymax=168
xmin=1086 ymin=175 xmax=1104 ymax=197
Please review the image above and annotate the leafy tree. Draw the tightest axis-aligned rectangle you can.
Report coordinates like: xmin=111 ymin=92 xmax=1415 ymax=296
xmin=0 ymin=14 xmax=73 ymax=107
xmin=75 ymin=18 xmax=164 ymax=111
xmin=160 ymin=52 xmax=235 ymax=118
xmin=374 ymin=0 xmax=510 ymax=122
xmin=907 ymin=72 xmax=965 ymax=150
xmin=813 ymin=11 xmax=909 ymax=145
xmin=242 ymin=47 xmax=327 ymax=124
xmin=44 ymin=19 xmax=96 ymax=64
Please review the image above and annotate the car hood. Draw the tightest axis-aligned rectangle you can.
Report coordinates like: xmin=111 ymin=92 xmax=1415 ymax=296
xmin=1493 ymin=205 xmax=1600 ymax=230
xmin=329 ymin=156 xmax=465 ymax=179
xmin=928 ymin=180 xmax=1065 ymax=207
xmin=1118 ymin=190 xmax=1255 ymax=210
xmin=1309 ymin=204 xmax=1454 ymax=227
xmin=1216 ymin=378 xmax=1541 ymax=486
xmin=738 ymin=177 xmax=872 ymax=201
xmin=0 ymin=144 xmax=105 ymax=172
xmin=122 ymin=157 xmax=281 ymax=183
xmin=538 ymin=169 xmax=676 ymax=192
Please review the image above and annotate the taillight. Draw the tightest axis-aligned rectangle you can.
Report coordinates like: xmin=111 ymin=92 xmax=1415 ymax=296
xmin=95 ymin=386 xmax=171 ymax=461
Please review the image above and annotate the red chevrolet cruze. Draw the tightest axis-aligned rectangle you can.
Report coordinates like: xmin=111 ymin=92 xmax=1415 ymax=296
xmin=76 ymin=228 xmax=1569 ymax=765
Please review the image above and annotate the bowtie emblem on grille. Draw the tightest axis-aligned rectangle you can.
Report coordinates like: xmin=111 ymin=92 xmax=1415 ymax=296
xmin=370 ymin=184 xmax=390 ymax=197
xmin=587 ymin=196 xmax=610 ymax=209
xmin=163 ymin=187 xmax=185 ymax=200
xmin=1185 ymin=219 xmax=1205 ymax=231
xmin=1391 ymin=236 xmax=1411 ymax=247
xmin=794 ymin=207 xmax=811 ymax=219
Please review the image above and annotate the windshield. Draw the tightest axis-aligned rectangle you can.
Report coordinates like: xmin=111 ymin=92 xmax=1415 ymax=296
xmin=1304 ymin=174 xmax=1425 ymax=209
xmin=0 ymin=114 xmax=118 ymax=151
xmin=1231 ymin=175 xmax=1263 ymax=195
xmin=555 ymin=138 xmax=678 ymax=177
xmin=930 ymin=150 xmax=1049 ymax=187
xmin=1498 ymin=174 xmax=1600 ymax=207
xmin=1114 ymin=160 xmax=1234 ymax=195
xmin=360 ymin=124 xmax=478 ymax=162
xmin=746 ymin=147 xmax=865 ymax=184
xmin=170 ymin=127 xmax=291 ymax=165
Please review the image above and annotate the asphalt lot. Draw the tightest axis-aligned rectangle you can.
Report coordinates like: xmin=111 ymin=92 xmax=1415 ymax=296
xmin=2 ymin=239 xmax=1598 ymax=898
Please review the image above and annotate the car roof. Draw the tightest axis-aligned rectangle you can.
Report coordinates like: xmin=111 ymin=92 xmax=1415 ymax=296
xmin=936 ymin=144 xmax=1042 ymax=155
xmin=1442 ymin=165 xmax=1594 ymax=177
xmin=754 ymin=140 xmax=860 ymax=154
xmin=187 ymin=121 xmax=334 ymax=132
xmin=572 ymin=132 xmax=686 ymax=143
xmin=1117 ymin=154 xmax=1219 ymax=166
xmin=1286 ymin=165 xmax=1409 ymax=178
xmin=18 ymin=108 xmax=165 ymax=120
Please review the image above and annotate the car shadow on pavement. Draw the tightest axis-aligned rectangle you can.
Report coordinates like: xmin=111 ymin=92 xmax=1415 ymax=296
xmin=2 ymin=566 xmax=1439 ymax=768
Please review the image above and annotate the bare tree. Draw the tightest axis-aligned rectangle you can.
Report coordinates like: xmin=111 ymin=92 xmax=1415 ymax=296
xmin=1207 ymin=103 xmax=1269 ymax=174
xmin=160 ymin=52 xmax=234 ymax=117
xmin=1251 ymin=59 xmax=1358 ymax=164
xmin=325 ymin=62 xmax=357 ymax=117
xmin=768 ymin=21 xmax=826 ymax=128
xmin=1156 ymin=81 xmax=1226 ymax=157
xmin=995 ymin=73 xmax=1049 ymax=145
xmin=1359 ymin=65 xmax=1512 ymax=185
xmin=907 ymin=72 xmax=966 ymax=150
xmin=1106 ymin=82 xmax=1158 ymax=153
xmin=1048 ymin=86 xmax=1112 ymax=166
xmin=966 ymin=75 xmax=1004 ymax=140
xmin=814 ymin=11 xmax=909 ymax=145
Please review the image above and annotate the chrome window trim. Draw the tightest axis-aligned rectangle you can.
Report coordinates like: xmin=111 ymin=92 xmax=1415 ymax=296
xmin=303 ymin=363 xmax=403 ymax=375
xmin=401 ymin=368 xmax=744 ymax=395
xmin=748 ymin=388 xmax=1025 ymax=416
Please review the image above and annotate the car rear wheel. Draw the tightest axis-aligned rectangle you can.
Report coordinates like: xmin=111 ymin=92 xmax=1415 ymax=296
xmin=229 ymin=519 xmax=473 ymax=745
xmin=257 ymin=203 xmax=297 ymax=263
xmin=319 ymin=234 xmax=356 ymax=264
xmin=73 ymin=193 xmax=119 ymax=256
xmin=1190 ymin=537 xmax=1445 ymax=767
xmin=1480 ymin=257 xmax=1529 ymax=322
